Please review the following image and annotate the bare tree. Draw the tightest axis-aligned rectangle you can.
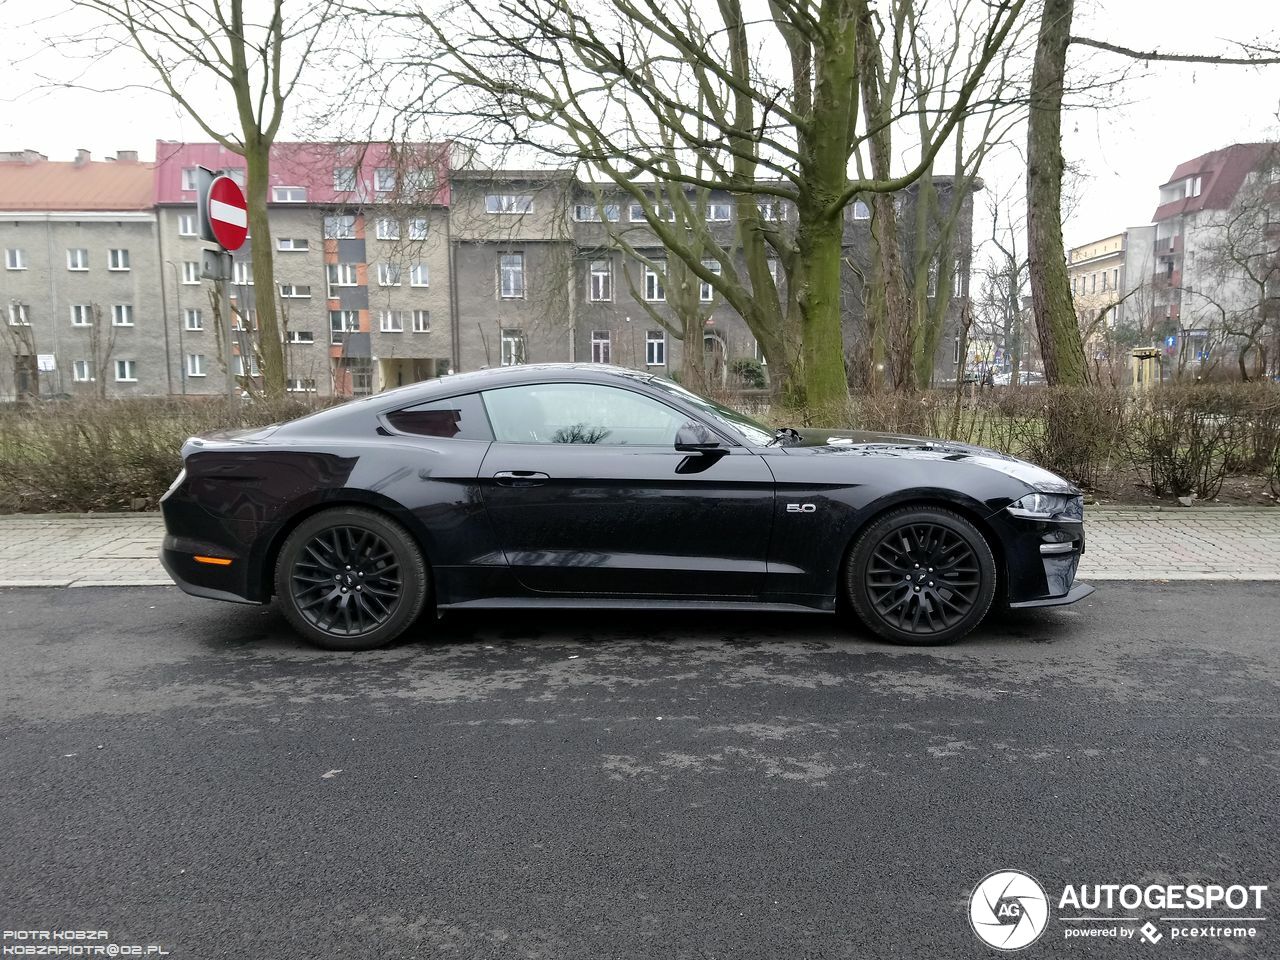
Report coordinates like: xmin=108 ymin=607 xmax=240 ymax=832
xmin=56 ymin=0 xmax=344 ymax=397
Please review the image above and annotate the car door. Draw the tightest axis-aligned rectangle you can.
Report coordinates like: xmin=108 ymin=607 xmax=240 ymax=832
xmin=477 ymin=380 xmax=775 ymax=598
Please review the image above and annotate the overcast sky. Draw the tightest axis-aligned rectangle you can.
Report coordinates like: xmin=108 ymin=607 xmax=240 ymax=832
xmin=3 ymin=0 xmax=1277 ymax=251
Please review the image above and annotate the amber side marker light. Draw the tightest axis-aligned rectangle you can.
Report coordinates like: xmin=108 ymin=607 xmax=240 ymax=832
xmin=193 ymin=555 xmax=233 ymax=566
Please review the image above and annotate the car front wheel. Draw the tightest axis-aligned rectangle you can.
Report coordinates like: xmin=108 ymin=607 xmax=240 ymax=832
xmin=275 ymin=507 xmax=428 ymax=651
xmin=846 ymin=506 xmax=996 ymax=645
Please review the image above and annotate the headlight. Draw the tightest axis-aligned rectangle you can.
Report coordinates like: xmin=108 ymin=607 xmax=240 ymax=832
xmin=1007 ymin=492 xmax=1083 ymax=521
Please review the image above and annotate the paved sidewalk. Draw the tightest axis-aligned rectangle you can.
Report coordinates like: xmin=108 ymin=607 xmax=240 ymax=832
xmin=0 ymin=507 xmax=1277 ymax=589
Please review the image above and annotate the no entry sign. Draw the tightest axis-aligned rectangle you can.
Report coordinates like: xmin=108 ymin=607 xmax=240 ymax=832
xmin=206 ymin=175 xmax=248 ymax=251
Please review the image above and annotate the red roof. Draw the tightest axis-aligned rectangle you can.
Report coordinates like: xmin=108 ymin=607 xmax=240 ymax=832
xmin=154 ymin=140 xmax=451 ymax=206
xmin=1151 ymin=143 xmax=1277 ymax=222
xmin=0 ymin=155 xmax=154 ymax=211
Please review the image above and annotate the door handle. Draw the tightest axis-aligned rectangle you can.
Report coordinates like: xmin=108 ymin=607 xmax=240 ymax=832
xmin=493 ymin=470 xmax=550 ymax=487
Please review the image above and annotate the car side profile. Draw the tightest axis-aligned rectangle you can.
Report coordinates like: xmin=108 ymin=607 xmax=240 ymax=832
xmin=160 ymin=364 xmax=1093 ymax=650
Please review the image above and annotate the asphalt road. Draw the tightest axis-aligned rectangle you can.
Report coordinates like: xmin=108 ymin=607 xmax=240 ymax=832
xmin=1 ymin=583 xmax=1277 ymax=959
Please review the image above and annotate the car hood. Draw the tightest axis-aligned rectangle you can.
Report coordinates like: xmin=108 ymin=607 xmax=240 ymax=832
xmin=785 ymin=428 xmax=1079 ymax=494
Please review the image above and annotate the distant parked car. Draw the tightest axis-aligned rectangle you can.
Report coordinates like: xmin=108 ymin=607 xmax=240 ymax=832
xmin=993 ymin=371 xmax=1046 ymax=387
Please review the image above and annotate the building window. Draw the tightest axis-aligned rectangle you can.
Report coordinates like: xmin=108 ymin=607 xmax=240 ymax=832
xmin=379 ymin=310 xmax=405 ymax=333
xmin=323 ymin=215 xmax=356 ymax=239
xmin=107 ymin=249 xmax=130 ymax=271
xmin=589 ymin=259 xmax=612 ymax=302
xmin=499 ymin=252 xmax=525 ymax=299
xmin=5 ymin=248 xmax=24 ymax=269
xmin=700 ymin=259 xmax=722 ymax=302
xmin=277 ymin=238 xmax=309 ymax=252
xmin=326 ymin=263 xmax=358 ymax=295
xmin=408 ymin=218 xmax=429 ymax=240
xmin=232 ymin=261 xmax=253 ymax=285
xmin=412 ymin=310 xmax=430 ymax=333
xmin=279 ymin=284 xmax=311 ymax=298
xmin=233 ymin=354 xmax=261 ymax=377
xmin=186 ymin=353 xmax=208 ymax=377
xmin=70 ymin=304 xmax=93 ymax=327
xmin=852 ymin=200 xmax=871 ymax=220
xmin=590 ymin=330 xmax=611 ymax=364
xmin=926 ymin=259 xmax=939 ymax=298
xmin=404 ymin=167 xmax=436 ymax=193
xmin=644 ymin=261 xmax=666 ymax=302
xmin=178 ymin=214 xmax=197 ymax=237
xmin=184 ymin=308 xmax=203 ymax=331
xmin=1090 ymin=273 xmax=1097 ymax=293
xmin=375 ymin=218 xmax=400 ymax=240
xmin=329 ymin=310 xmax=358 ymax=344
xmin=1113 ymin=268 xmax=1120 ymax=290
xmin=706 ymin=202 xmax=732 ymax=222
xmin=646 ymin=330 xmax=666 ymax=366
xmin=287 ymin=378 xmax=318 ymax=393
xmin=485 ymin=194 xmax=534 ymax=214
xmin=333 ymin=167 xmax=357 ymax=192
xmin=574 ymin=203 xmax=619 ymax=222
xmin=112 ymin=304 xmax=134 ymax=326
xmin=181 ymin=168 xmax=199 ymax=192
xmin=500 ymin=328 xmax=527 ymax=366
xmin=629 ymin=202 xmax=675 ymax=222
xmin=409 ymin=263 xmax=429 ymax=287
xmin=1101 ymin=271 xmax=1108 ymax=291
xmin=115 ymin=359 xmax=137 ymax=382
xmin=72 ymin=360 xmax=93 ymax=383
xmin=757 ymin=202 xmax=785 ymax=222
xmin=374 ymin=167 xmax=397 ymax=192
xmin=67 ymin=248 xmax=89 ymax=271
xmin=8 ymin=303 xmax=30 ymax=326
xmin=287 ymin=330 xmax=314 ymax=344
xmin=272 ymin=186 xmax=306 ymax=203
xmin=377 ymin=262 xmax=401 ymax=286
xmin=182 ymin=261 xmax=200 ymax=284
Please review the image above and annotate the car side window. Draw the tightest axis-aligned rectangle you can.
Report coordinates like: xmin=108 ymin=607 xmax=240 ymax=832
xmin=481 ymin=383 xmax=690 ymax=445
xmin=385 ymin=393 xmax=493 ymax=440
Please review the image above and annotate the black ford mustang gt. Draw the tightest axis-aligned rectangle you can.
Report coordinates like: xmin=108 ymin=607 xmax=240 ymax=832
xmin=160 ymin=364 xmax=1093 ymax=650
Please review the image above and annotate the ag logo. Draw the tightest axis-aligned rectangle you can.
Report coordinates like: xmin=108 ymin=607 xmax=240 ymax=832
xmin=969 ymin=869 xmax=1050 ymax=950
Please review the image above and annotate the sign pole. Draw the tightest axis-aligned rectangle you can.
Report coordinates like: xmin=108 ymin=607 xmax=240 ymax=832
xmin=197 ymin=165 xmax=249 ymax=405
xmin=223 ymin=252 xmax=237 ymax=402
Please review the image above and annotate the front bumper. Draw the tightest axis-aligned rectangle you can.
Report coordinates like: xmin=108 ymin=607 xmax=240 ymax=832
xmin=1008 ymin=581 xmax=1095 ymax=609
xmin=992 ymin=509 xmax=1092 ymax=606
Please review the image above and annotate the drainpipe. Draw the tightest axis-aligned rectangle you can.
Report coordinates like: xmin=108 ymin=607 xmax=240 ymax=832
xmin=157 ymin=213 xmax=175 ymax=395
xmin=164 ymin=258 xmax=186 ymax=395
xmin=446 ymin=207 xmax=460 ymax=373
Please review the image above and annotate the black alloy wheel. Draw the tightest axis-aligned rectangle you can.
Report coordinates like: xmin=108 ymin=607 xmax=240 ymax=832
xmin=275 ymin=507 xmax=428 ymax=651
xmin=846 ymin=506 xmax=996 ymax=645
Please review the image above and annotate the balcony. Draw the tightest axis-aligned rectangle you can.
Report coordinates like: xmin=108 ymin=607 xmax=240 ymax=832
xmin=1153 ymin=235 xmax=1182 ymax=255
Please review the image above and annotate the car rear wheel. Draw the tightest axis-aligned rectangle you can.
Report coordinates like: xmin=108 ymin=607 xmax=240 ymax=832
xmin=846 ymin=506 xmax=996 ymax=646
xmin=275 ymin=507 xmax=428 ymax=651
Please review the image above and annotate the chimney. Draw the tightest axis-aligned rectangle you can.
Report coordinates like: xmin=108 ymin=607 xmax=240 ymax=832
xmin=115 ymin=150 xmax=138 ymax=163
xmin=74 ymin=148 xmax=91 ymax=166
xmin=0 ymin=149 xmax=48 ymax=164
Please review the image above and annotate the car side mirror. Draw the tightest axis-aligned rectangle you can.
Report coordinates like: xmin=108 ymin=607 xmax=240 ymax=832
xmin=675 ymin=422 xmax=721 ymax=452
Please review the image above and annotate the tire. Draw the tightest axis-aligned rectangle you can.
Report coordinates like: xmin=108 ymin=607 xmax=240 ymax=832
xmin=845 ymin=506 xmax=996 ymax=646
xmin=274 ymin=507 xmax=429 ymax=651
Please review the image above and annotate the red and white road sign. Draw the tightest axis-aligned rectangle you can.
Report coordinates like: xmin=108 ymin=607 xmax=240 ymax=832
xmin=207 ymin=175 xmax=248 ymax=251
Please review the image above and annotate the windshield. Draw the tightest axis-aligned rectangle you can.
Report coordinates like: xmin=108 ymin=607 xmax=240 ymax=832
xmin=647 ymin=377 xmax=775 ymax=446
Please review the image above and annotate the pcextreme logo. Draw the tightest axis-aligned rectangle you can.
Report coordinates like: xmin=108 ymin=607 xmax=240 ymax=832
xmin=968 ymin=871 xmax=1269 ymax=950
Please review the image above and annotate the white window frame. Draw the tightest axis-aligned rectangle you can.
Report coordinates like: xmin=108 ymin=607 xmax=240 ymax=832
xmin=852 ymin=200 xmax=871 ymax=220
xmin=374 ymin=167 xmax=397 ymax=192
xmin=181 ymin=168 xmax=198 ymax=192
xmin=232 ymin=261 xmax=253 ymax=285
xmin=409 ymin=263 xmax=429 ymax=287
xmin=589 ymin=259 xmax=612 ymax=302
xmin=327 ymin=263 xmax=358 ymax=295
xmin=184 ymin=308 xmax=203 ymax=331
xmin=926 ymin=259 xmax=939 ymax=298
xmin=276 ymin=238 xmax=309 ymax=252
xmin=646 ymin=330 xmax=666 ymax=367
xmin=279 ymin=284 xmax=311 ymax=299
xmin=70 ymin=304 xmax=93 ymax=327
xmin=323 ymin=215 xmax=356 ymax=239
xmin=486 ymin=194 xmax=534 ymax=215
xmin=286 ymin=330 xmax=315 ymax=344
xmin=67 ymin=248 xmax=89 ymax=271
xmin=4 ymin=248 xmax=25 ymax=270
xmin=412 ymin=310 xmax=430 ymax=333
xmin=114 ymin=359 xmax=137 ymax=382
xmin=112 ymin=304 xmax=134 ymax=327
xmin=107 ymin=249 xmax=130 ymax=271
xmin=375 ymin=218 xmax=400 ymax=240
xmin=408 ymin=218 xmax=429 ymax=240
xmin=182 ymin=261 xmax=200 ymax=284
xmin=329 ymin=310 xmax=359 ymax=344
xmin=499 ymin=252 xmax=526 ymax=299
xmin=590 ymin=330 xmax=611 ymax=364
xmin=272 ymin=186 xmax=306 ymax=203
xmin=500 ymin=328 xmax=526 ymax=366
xmin=644 ymin=261 xmax=666 ymax=302
xmin=379 ymin=310 xmax=405 ymax=333
xmin=706 ymin=202 xmax=732 ymax=222
xmin=700 ymin=259 xmax=722 ymax=302
xmin=186 ymin=353 xmax=208 ymax=378
xmin=72 ymin=359 xmax=93 ymax=383
xmin=8 ymin=303 xmax=30 ymax=326
xmin=629 ymin=202 xmax=676 ymax=223
xmin=287 ymin=378 xmax=318 ymax=393
xmin=377 ymin=262 xmax=401 ymax=286
xmin=333 ymin=167 xmax=357 ymax=192
xmin=177 ymin=214 xmax=197 ymax=237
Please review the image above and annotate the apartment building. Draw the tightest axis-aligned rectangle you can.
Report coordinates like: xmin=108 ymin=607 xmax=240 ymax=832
xmin=0 ymin=149 xmax=160 ymax=398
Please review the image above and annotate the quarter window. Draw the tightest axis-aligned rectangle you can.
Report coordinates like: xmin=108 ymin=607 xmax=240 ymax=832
xmin=386 ymin=394 xmax=492 ymax=440
xmin=482 ymin=383 xmax=688 ymax=446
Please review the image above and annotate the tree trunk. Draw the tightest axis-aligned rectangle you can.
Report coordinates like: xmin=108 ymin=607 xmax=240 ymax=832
xmin=795 ymin=210 xmax=850 ymax=412
xmin=1026 ymin=0 xmax=1088 ymax=386
xmin=244 ymin=139 xmax=286 ymax=397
